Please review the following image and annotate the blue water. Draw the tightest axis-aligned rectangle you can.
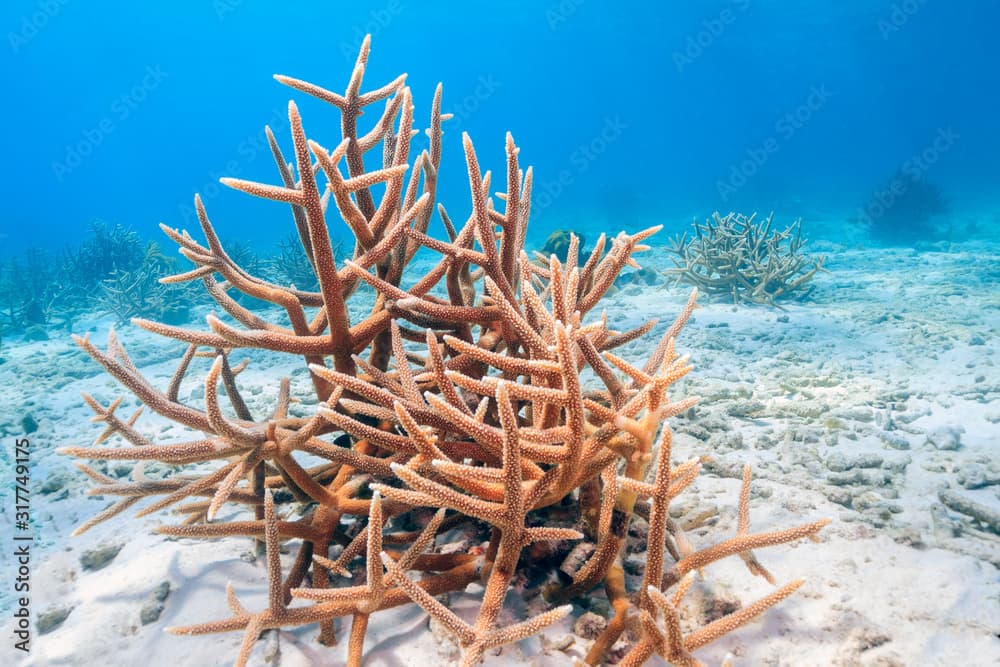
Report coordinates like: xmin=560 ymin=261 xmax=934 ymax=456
xmin=2 ymin=0 xmax=998 ymax=256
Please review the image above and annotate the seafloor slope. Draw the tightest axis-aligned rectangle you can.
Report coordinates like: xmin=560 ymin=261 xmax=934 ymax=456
xmin=1 ymin=237 xmax=997 ymax=666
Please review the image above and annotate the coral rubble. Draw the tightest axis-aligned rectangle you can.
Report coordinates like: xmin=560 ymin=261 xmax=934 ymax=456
xmin=62 ymin=37 xmax=827 ymax=666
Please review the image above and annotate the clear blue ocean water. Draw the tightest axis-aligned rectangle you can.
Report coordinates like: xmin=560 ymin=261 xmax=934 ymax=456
xmin=2 ymin=1 xmax=998 ymax=257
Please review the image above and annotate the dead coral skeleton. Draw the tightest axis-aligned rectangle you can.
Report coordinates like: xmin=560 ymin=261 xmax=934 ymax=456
xmin=62 ymin=36 xmax=828 ymax=667
xmin=667 ymin=212 xmax=826 ymax=306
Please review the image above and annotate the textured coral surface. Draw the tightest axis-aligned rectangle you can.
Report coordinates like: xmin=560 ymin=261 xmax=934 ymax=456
xmin=60 ymin=37 xmax=827 ymax=666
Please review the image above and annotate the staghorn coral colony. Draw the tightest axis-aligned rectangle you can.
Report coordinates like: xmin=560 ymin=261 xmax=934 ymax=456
xmin=667 ymin=212 xmax=825 ymax=307
xmin=61 ymin=37 xmax=828 ymax=666
xmin=0 ymin=221 xmax=198 ymax=336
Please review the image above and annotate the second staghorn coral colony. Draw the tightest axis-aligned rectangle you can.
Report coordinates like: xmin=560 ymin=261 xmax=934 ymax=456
xmin=667 ymin=212 xmax=825 ymax=307
xmin=61 ymin=38 xmax=828 ymax=666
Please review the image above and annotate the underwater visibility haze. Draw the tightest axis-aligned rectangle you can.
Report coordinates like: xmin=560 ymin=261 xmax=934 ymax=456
xmin=2 ymin=1 xmax=1000 ymax=255
xmin=0 ymin=2 xmax=998 ymax=666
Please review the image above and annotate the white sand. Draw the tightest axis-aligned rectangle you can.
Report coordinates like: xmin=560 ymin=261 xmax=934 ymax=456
xmin=1 ymin=237 xmax=998 ymax=666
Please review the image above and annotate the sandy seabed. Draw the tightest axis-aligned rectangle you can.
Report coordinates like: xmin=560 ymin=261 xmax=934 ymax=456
xmin=1 ymin=236 xmax=998 ymax=666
